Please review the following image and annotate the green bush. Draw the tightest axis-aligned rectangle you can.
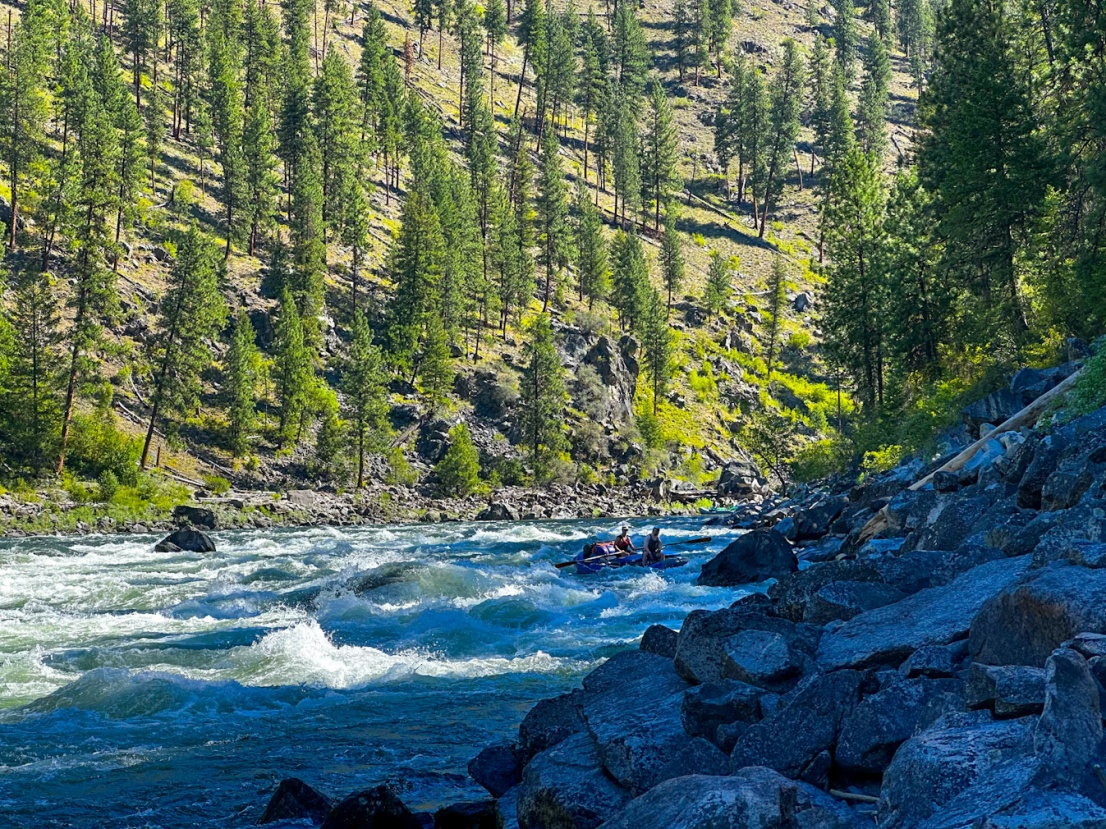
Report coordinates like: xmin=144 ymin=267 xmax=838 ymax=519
xmin=434 ymin=424 xmax=483 ymax=497
xmin=97 ymin=471 xmax=119 ymax=502
xmin=636 ymin=410 xmax=665 ymax=450
xmin=203 ymin=475 xmax=231 ymax=495
xmin=385 ymin=448 xmax=418 ymax=486
xmin=1069 ymin=347 xmax=1106 ymax=418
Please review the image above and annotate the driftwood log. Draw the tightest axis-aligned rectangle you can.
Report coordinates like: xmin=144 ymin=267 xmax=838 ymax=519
xmin=855 ymin=367 xmax=1084 ymax=546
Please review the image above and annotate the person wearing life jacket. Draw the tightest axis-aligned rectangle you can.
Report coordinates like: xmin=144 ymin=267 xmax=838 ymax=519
xmin=613 ymin=526 xmax=636 ymax=553
xmin=642 ymin=528 xmax=664 ymax=566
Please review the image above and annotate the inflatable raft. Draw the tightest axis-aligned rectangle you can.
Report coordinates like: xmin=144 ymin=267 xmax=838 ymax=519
xmin=572 ymin=545 xmax=689 ymax=575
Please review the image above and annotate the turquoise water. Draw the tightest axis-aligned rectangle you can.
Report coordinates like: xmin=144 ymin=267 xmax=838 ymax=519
xmin=0 ymin=518 xmax=747 ymax=827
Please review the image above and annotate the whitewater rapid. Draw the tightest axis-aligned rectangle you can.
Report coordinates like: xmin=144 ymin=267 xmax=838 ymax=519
xmin=0 ymin=517 xmax=748 ymax=827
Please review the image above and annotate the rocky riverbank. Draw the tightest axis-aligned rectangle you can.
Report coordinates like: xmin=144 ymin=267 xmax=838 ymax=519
xmin=253 ymin=380 xmax=1106 ymax=827
xmin=0 ymin=474 xmax=764 ymax=538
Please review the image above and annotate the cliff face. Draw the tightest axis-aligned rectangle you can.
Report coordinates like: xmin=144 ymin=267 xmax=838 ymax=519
xmin=455 ymin=398 xmax=1106 ymax=828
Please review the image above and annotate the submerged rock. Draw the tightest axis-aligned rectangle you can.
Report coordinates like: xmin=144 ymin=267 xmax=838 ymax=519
xmin=259 ymin=778 xmax=332 ymax=825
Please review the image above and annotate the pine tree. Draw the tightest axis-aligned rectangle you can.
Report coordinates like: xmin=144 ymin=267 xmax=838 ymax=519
xmin=756 ymin=39 xmax=804 ymax=236
xmin=660 ymin=219 xmax=685 ymax=314
xmin=313 ymin=50 xmax=361 ymax=238
xmin=386 ymin=184 xmax=446 ymax=371
xmin=807 ymin=35 xmax=832 ymax=176
xmin=737 ymin=63 xmax=769 ymax=206
xmin=642 ymin=81 xmax=681 ymax=230
xmin=343 ymin=311 xmax=389 ymax=487
xmin=611 ymin=2 xmax=650 ymax=98
xmin=673 ymin=0 xmax=693 ymax=82
xmin=763 ymin=256 xmax=788 ymax=382
xmin=519 ymin=313 xmax=567 ymax=475
xmin=0 ymin=0 xmax=52 ymax=249
xmin=57 ymin=31 xmax=125 ymax=475
xmin=420 ymin=313 xmax=454 ymax=410
xmin=611 ymin=230 xmax=649 ymax=330
xmin=640 ymin=287 xmax=672 ymax=415
xmin=577 ymin=22 xmax=606 ymax=184
xmin=707 ymin=0 xmax=733 ymax=77
xmin=917 ymin=0 xmax=1049 ymax=337
xmin=207 ymin=0 xmax=245 ymax=256
xmin=484 ymin=0 xmax=508 ymax=66
xmin=833 ymin=0 xmax=858 ymax=78
xmin=122 ymin=0 xmax=162 ymax=109
xmin=704 ymin=250 xmax=731 ymax=316
xmin=273 ymin=288 xmax=313 ymax=449
xmin=113 ymin=91 xmax=146 ymax=267
xmin=821 ymin=146 xmax=887 ymax=407
xmin=434 ymin=423 xmax=482 ymax=495
xmin=573 ymin=182 xmax=610 ymax=308
xmin=224 ymin=311 xmax=260 ymax=457
xmin=871 ymin=0 xmax=892 ymax=42
xmin=140 ymin=225 xmax=229 ymax=468
xmin=514 ymin=0 xmax=546 ymax=119
xmin=856 ymin=32 xmax=891 ymax=156
xmin=169 ymin=0 xmax=204 ymax=138
xmin=536 ymin=128 xmax=570 ymax=311
xmin=243 ymin=93 xmax=279 ymax=255
xmin=896 ymin=0 xmax=933 ymax=80
xmin=5 ymin=267 xmax=62 ymax=475
xmin=612 ymin=97 xmax=641 ymax=225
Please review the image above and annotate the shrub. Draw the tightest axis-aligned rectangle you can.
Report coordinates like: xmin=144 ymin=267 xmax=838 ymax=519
xmin=861 ymin=445 xmax=905 ymax=477
xmin=67 ymin=395 xmax=142 ymax=486
xmin=1068 ymin=346 xmax=1106 ymax=418
xmin=573 ymin=364 xmax=608 ymax=421
xmin=203 ymin=475 xmax=231 ymax=495
xmin=636 ymin=410 xmax=665 ymax=449
xmin=97 ymin=471 xmax=119 ymax=502
xmin=485 ymin=455 xmax=528 ymax=487
xmin=434 ymin=424 xmax=483 ymax=496
xmin=385 ymin=447 xmax=418 ymax=486
xmin=575 ymin=308 xmax=607 ymax=338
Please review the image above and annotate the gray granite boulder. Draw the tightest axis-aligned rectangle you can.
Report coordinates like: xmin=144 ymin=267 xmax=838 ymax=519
xmin=594 ymin=769 xmax=861 ymax=829
xmin=965 ymin=664 xmax=1046 ymax=718
xmin=818 ymin=556 xmax=1031 ymax=671
xmin=697 ymin=530 xmax=797 ymax=587
xmin=516 ymin=733 xmax=631 ymax=829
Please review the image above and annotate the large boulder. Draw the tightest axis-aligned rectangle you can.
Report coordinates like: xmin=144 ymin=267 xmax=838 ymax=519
xmin=968 ymin=563 xmax=1106 ymax=667
xmin=259 ymin=778 xmax=332 ymax=825
xmin=697 ymin=530 xmax=797 ymax=587
xmin=817 ymin=556 xmax=1031 ymax=671
xmin=577 ymin=652 xmax=726 ymax=795
xmin=518 ymin=692 xmax=585 ymax=763
xmin=716 ymin=461 xmax=765 ymax=498
xmin=1033 ymin=648 xmax=1103 ymax=780
xmin=516 ymin=733 xmax=631 ymax=829
xmin=680 ymin=680 xmax=763 ymax=745
xmin=639 ymin=624 xmax=678 ymax=658
xmin=793 ymin=496 xmax=848 ymax=541
xmin=154 ymin=529 xmax=216 ymax=553
xmin=729 ymin=670 xmax=865 ymax=779
xmin=593 ymin=769 xmax=860 ymax=829
xmin=476 ymin=502 xmax=520 ymax=522
xmin=767 ymin=559 xmax=884 ymax=623
xmin=836 ymin=678 xmax=966 ymax=776
xmin=674 ymin=608 xmax=819 ymax=685
xmin=321 ymin=786 xmax=421 ymax=829
xmin=965 ymin=664 xmax=1046 ymax=718
xmin=720 ymin=629 xmax=804 ymax=690
xmin=805 ymin=580 xmax=907 ymax=625
xmin=878 ymin=714 xmax=1036 ymax=829
xmin=872 ymin=544 xmax=1006 ymax=595
xmin=467 ymin=741 xmax=521 ymax=798
xmin=962 ymin=389 xmax=1022 ymax=434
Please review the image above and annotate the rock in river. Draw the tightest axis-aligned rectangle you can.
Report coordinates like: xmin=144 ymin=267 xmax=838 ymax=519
xmin=259 ymin=778 xmax=332 ymax=825
xmin=697 ymin=530 xmax=797 ymax=587
xmin=154 ymin=529 xmax=216 ymax=553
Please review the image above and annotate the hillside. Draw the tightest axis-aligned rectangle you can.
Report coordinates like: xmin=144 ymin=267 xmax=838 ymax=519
xmin=0 ymin=0 xmax=918 ymax=525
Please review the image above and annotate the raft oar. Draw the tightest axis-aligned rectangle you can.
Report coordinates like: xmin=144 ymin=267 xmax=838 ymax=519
xmin=553 ymin=536 xmax=713 ymax=568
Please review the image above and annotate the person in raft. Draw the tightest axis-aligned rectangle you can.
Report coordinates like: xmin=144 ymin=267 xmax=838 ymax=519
xmin=642 ymin=528 xmax=664 ymax=566
xmin=613 ymin=526 xmax=636 ymax=553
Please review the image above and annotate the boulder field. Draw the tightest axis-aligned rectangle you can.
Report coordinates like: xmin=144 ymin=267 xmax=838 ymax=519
xmin=255 ymin=398 xmax=1106 ymax=828
xmin=458 ymin=401 xmax=1106 ymax=829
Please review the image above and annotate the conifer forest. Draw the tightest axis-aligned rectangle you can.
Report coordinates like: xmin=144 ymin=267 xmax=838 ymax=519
xmin=0 ymin=0 xmax=1102 ymax=520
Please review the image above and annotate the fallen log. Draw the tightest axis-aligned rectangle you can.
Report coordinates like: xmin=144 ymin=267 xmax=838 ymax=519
xmin=855 ymin=366 xmax=1084 ymax=546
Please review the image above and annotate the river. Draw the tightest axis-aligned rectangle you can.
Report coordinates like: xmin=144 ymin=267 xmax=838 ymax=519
xmin=0 ymin=517 xmax=748 ymax=827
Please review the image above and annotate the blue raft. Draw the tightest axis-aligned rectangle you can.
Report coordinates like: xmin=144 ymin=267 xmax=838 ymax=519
xmin=573 ymin=547 xmax=689 ymax=575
